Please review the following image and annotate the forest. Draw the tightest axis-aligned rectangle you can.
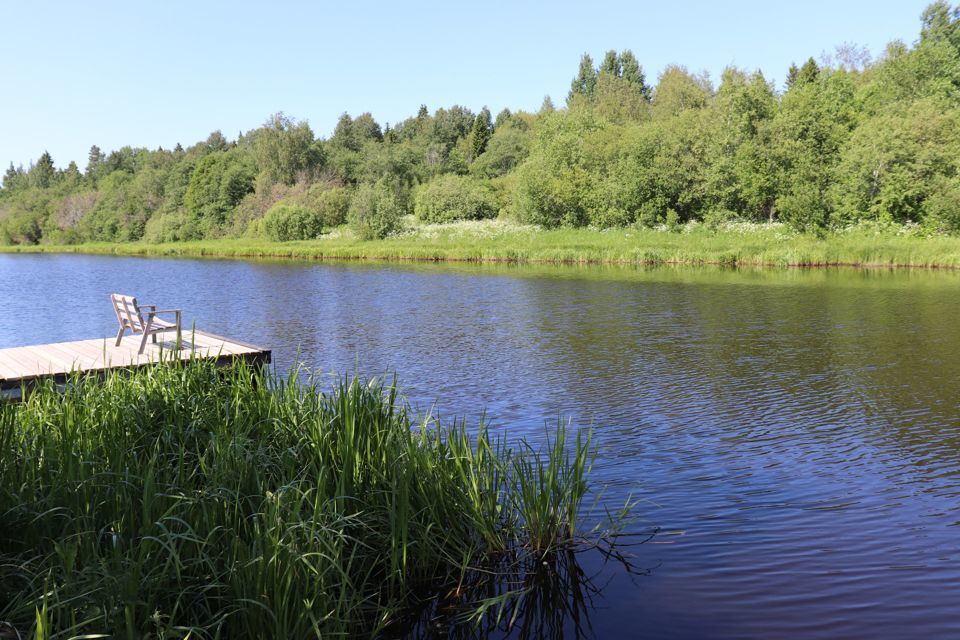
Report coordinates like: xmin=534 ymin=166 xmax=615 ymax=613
xmin=3 ymin=2 xmax=960 ymax=246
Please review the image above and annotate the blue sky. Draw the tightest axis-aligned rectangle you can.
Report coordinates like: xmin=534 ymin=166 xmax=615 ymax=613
xmin=0 ymin=0 xmax=932 ymax=172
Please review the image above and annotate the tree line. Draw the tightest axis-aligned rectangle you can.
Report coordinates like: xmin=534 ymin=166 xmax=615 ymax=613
xmin=3 ymin=2 xmax=960 ymax=245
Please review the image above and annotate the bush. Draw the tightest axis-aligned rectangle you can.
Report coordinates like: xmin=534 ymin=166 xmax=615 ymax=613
xmin=348 ymin=180 xmax=404 ymax=240
xmin=665 ymin=208 xmax=681 ymax=232
xmin=703 ymin=208 xmax=737 ymax=231
xmin=414 ymin=175 xmax=498 ymax=223
xmin=142 ymin=210 xmax=202 ymax=243
xmin=261 ymin=203 xmax=323 ymax=241
xmin=924 ymin=177 xmax=960 ymax=233
xmin=300 ymin=184 xmax=352 ymax=227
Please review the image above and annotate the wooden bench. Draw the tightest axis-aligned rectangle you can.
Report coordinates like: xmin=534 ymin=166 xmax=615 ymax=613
xmin=111 ymin=294 xmax=182 ymax=354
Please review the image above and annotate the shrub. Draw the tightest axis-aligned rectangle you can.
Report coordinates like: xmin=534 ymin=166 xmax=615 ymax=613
xmin=923 ymin=177 xmax=960 ymax=233
xmin=261 ymin=203 xmax=323 ymax=241
xmin=665 ymin=208 xmax=681 ymax=232
xmin=300 ymin=184 xmax=352 ymax=227
xmin=142 ymin=210 xmax=202 ymax=243
xmin=348 ymin=180 xmax=404 ymax=240
xmin=703 ymin=208 xmax=737 ymax=231
xmin=414 ymin=175 xmax=498 ymax=223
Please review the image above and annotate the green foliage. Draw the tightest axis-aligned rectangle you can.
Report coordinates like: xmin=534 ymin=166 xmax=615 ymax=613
xmin=301 ymin=184 xmax=352 ymax=227
xmin=184 ymin=150 xmax=255 ymax=234
xmin=6 ymin=4 xmax=960 ymax=244
xmin=348 ymin=180 xmax=404 ymax=239
xmin=261 ymin=203 xmax=324 ymax=240
xmin=471 ymin=125 xmax=532 ymax=178
xmin=32 ymin=152 xmax=55 ymax=188
xmin=0 ymin=362 xmax=611 ymax=638
xmin=467 ymin=107 xmax=493 ymax=160
xmin=414 ymin=174 xmax=498 ymax=223
xmin=652 ymin=65 xmax=711 ymax=120
xmin=832 ymin=99 xmax=960 ymax=225
xmin=923 ymin=176 xmax=960 ymax=231
xmin=252 ymin=113 xmax=322 ymax=185
xmin=568 ymin=54 xmax=597 ymax=103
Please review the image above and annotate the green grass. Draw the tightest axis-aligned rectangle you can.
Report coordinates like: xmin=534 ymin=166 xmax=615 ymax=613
xmin=4 ymin=220 xmax=960 ymax=268
xmin=0 ymin=360 xmax=624 ymax=639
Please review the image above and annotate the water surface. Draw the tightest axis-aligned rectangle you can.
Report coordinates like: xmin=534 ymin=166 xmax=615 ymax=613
xmin=2 ymin=253 xmax=959 ymax=639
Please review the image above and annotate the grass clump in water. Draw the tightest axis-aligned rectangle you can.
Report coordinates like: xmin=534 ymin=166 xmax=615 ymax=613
xmin=0 ymin=361 xmax=628 ymax=638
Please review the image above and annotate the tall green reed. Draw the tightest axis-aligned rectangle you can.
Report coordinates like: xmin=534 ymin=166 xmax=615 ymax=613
xmin=0 ymin=359 xmax=628 ymax=638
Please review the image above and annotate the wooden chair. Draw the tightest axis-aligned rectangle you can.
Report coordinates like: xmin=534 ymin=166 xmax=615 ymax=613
xmin=111 ymin=294 xmax=182 ymax=355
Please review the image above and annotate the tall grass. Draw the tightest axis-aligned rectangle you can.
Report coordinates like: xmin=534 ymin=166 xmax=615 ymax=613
xmin=0 ymin=361 xmax=624 ymax=638
xmin=6 ymin=220 xmax=960 ymax=268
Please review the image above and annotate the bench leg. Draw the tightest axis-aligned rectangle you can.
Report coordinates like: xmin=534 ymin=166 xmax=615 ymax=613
xmin=114 ymin=326 xmax=125 ymax=346
xmin=138 ymin=331 xmax=150 ymax=355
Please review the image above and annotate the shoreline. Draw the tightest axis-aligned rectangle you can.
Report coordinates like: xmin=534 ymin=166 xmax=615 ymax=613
xmin=4 ymin=223 xmax=960 ymax=271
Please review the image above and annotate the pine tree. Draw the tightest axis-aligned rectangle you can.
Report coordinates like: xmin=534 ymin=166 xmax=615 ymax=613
xmin=568 ymin=53 xmax=597 ymax=103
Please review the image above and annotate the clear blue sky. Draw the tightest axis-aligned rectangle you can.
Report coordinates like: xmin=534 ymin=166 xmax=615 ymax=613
xmin=0 ymin=0 xmax=932 ymax=172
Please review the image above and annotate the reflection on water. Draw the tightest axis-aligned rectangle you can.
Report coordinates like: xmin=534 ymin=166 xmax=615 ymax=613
xmin=2 ymin=254 xmax=960 ymax=638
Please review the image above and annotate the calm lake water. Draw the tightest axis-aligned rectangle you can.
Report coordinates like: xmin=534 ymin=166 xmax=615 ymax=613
xmin=2 ymin=253 xmax=960 ymax=639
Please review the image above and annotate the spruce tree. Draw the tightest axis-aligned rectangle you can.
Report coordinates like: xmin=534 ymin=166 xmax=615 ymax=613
xmin=785 ymin=63 xmax=800 ymax=89
xmin=86 ymin=145 xmax=103 ymax=176
xmin=467 ymin=107 xmax=493 ymax=160
xmin=796 ymin=57 xmax=820 ymax=85
xmin=619 ymin=50 xmax=651 ymax=100
xmin=63 ymin=161 xmax=82 ymax=185
xmin=599 ymin=49 xmax=621 ymax=77
xmin=34 ymin=151 xmax=55 ymax=188
xmin=540 ymin=95 xmax=556 ymax=114
xmin=567 ymin=54 xmax=597 ymax=103
xmin=3 ymin=163 xmax=22 ymax=190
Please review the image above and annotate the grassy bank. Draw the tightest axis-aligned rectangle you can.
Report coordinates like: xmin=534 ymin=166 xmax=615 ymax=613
xmin=0 ymin=361 xmax=619 ymax=638
xmin=5 ymin=220 xmax=960 ymax=269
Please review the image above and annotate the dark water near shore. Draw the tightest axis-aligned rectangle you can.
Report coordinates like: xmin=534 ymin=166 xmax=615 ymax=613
xmin=2 ymin=253 xmax=960 ymax=639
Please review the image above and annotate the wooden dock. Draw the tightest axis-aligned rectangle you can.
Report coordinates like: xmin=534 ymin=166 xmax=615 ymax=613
xmin=0 ymin=330 xmax=271 ymax=396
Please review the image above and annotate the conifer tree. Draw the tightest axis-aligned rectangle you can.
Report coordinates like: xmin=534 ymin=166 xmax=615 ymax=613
xmin=785 ymin=63 xmax=800 ymax=89
xmin=568 ymin=54 xmax=597 ymax=103
xmin=3 ymin=163 xmax=22 ymax=190
xmin=599 ymin=49 xmax=621 ymax=77
xmin=796 ymin=57 xmax=820 ymax=85
xmin=33 ymin=151 xmax=55 ymax=188
xmin=619 ymin=50 xmax=652 ymax=100
xmin=467 ymin=107 xmax=493 ymax=160
xmin=86 ymin=145 xmax=103 ymax=177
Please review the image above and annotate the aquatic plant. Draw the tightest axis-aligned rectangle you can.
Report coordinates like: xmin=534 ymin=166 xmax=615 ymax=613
xmin=0 ymin=360 xmax=628 ymax=638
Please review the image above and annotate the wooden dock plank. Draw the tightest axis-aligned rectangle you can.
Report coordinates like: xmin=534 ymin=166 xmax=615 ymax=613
xmin=0 ymin=329 xmax=270 ymax=390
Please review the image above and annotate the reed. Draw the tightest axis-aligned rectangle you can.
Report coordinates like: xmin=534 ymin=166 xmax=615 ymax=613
xmin=0 ymin=360 xmax=624 ymax=638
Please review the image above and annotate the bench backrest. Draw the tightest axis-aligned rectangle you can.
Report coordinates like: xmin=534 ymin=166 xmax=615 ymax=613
xmin=111 ymin=294 xmax=145 ymax=332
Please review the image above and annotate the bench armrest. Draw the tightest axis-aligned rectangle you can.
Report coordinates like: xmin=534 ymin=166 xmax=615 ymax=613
xmin=148 ymin=308 xmax=181 ymax=315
